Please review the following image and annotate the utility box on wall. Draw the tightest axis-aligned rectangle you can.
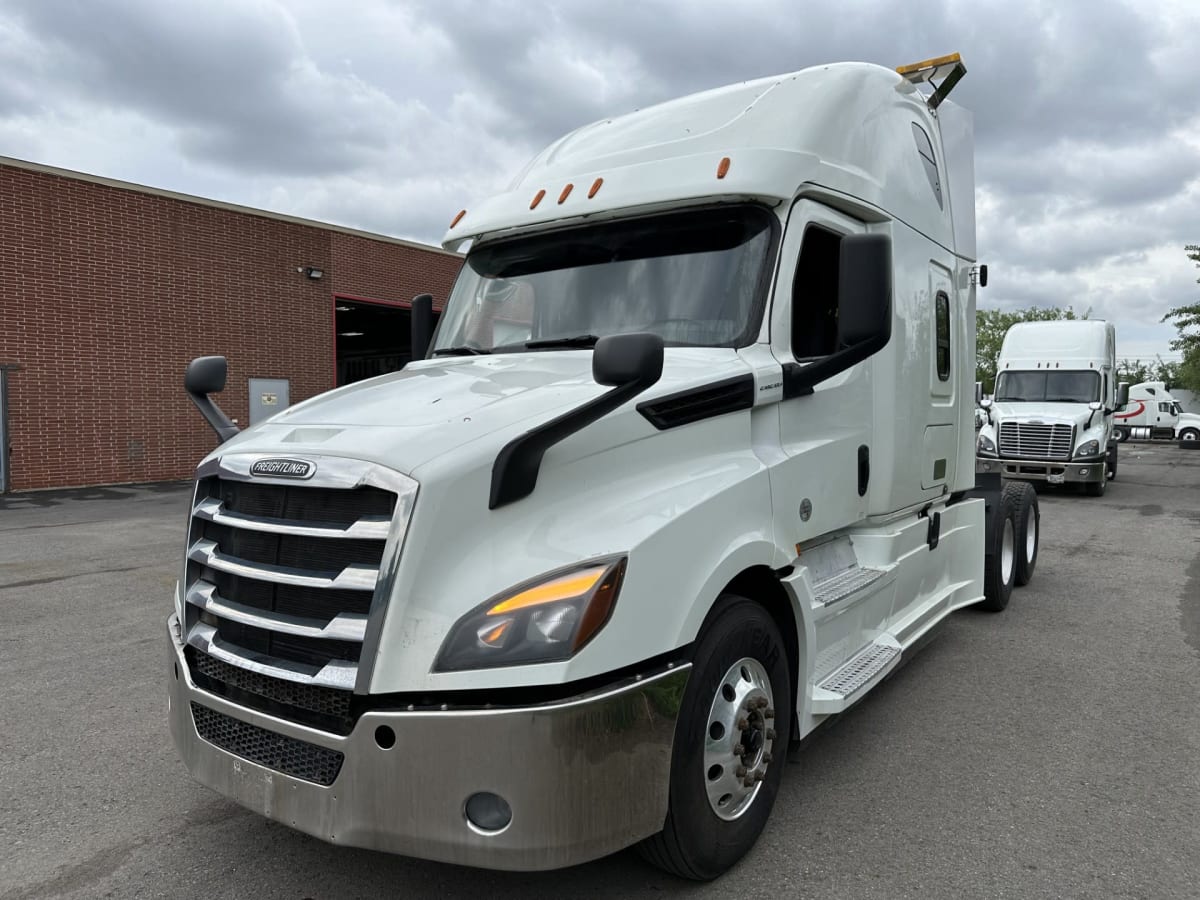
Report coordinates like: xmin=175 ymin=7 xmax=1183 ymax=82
xmin=249 ymin=378 xmax=290 ymax=426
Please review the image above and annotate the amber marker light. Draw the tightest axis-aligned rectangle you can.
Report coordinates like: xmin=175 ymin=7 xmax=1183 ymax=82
xmin=717 ymin=157 xmax=731 ymax=179
xmin=588 ymin=178 xmax=604 ymax=198
xmin=530 ymin=189 xmax=546 ymax=209
xmin=558 ymin=183 xmax=574 ymax=204
xmin=450 ymin=209 xmax=466 ymax=228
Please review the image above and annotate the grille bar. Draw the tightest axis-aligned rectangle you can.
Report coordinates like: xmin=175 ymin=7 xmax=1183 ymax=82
xmin=193 ymin=497 xmax=392 ymax=540
xmin=191 ymin=703 xmax=344 ymax=785
xmin=188 ymin=622 xmax=358 ymax=689
xmin=187 ymin=581 xmax=368 ymax=641
xmin=188 ymin=538 xmax=379 ymax=591
xmin=998 ymin=422 xmax=1074 ymax=460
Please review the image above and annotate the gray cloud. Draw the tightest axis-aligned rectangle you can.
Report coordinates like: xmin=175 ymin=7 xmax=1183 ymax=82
xmin=1 ymin=0 xmax=1198 ymax=356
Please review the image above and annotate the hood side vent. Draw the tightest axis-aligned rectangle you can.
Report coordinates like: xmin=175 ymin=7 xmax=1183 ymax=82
xmin=638 ymin=375 xmax=755 ymax=430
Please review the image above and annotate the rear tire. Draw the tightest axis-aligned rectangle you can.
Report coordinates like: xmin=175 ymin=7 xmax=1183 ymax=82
xmin=1113 ymin=426 xmax=1129 ymax=443
xmin=638 ymin=596 xmax=792 ymax=881
xmin=978 ymin=493 xmax=1016 ymax=611
xmin=1003 ymin=482 xmax=1039 ymax=586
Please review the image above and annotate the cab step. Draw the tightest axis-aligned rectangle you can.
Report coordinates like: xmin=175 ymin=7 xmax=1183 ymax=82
xmin=811 ymin=566 xmax=888 ymax=607
xmin=811 ymin=637 xmax=901 ymax=715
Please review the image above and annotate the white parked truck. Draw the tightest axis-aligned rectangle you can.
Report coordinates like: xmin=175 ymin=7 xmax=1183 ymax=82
xmin=169 ymin=54 xmax=1039 ymax=880
xmin=976 ymin=320 xmax=1127 ymax=496
xmin=1113 ymin=381 xmax=1200 ymax=443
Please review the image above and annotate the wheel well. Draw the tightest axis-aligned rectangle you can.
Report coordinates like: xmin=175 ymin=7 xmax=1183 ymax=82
xmin=718 ymin=566 xmax=801 ymax=743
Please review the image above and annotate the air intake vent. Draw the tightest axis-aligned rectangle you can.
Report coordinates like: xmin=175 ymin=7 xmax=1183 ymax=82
xmin=191 ymin=703 xmax=344 ymax=785
xmin=638 ymin=375 xmax=755 ymax=430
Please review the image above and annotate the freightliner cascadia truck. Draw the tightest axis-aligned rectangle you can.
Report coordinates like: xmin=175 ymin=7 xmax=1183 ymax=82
xmin=169 ymin=54 xmax=1038 ymax=880
xmin=976 ymin=320 xmax=1128 ymax=496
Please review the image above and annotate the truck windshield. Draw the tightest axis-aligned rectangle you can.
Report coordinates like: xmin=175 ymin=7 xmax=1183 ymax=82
xmin=432 ymin=205 xmax=776 ymax=353
xmin=994 ymin=370 xmax=1100 ymax=403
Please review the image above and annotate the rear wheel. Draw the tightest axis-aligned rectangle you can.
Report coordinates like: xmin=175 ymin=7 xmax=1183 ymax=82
xmin=1113 ymin=426 xmax=1129 ymax=443
xmin=1003 ymin=482 xmax=1039 ymax=586
xmin=979 ymin=493 xmax=1016 ymax=611
xmin=638 ymin=597 xmax=791 ymax=881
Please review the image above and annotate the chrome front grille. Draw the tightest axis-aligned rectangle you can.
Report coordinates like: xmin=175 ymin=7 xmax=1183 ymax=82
xmin=182 ymin=454 xmax=416 ymax=730
xmin=998 ymin=422 xmax=1074 ymax=460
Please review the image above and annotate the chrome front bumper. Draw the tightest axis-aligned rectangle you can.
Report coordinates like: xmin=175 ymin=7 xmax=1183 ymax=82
xmin=976 ymin=456 xmax=1105 ymax=483
xmin=166 ymin=615 xmax=689 ymax=870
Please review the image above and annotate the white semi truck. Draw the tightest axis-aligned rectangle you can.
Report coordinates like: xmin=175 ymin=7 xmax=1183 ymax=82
xmin=976 ymin=320 xmax=1127 ymax=496
xmin=1113 ymin=381 xmax=1200 ymax=443
xmin=169 ymin=54 xmax=1039 ymax=879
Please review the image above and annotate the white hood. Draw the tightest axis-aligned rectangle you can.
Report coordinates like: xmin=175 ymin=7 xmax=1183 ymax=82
xmin=989 ymin=401 xmax=1097 ymax=429
xmin=205 ymin=348 xmax=750 ymax=476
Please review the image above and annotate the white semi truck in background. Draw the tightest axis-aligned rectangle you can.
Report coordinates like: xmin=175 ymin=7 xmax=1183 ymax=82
xmin=1113 ymin=381 xmax=1200 ymax=443
xmin=170 ymin=54 xmax=1040 ymax=880
xmin=976 ymin=320 xmax=1127 ymax=496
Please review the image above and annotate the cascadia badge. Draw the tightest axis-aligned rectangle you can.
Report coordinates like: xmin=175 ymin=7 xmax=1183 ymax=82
xmin=250 ymin=458 xmax=315 ymax=479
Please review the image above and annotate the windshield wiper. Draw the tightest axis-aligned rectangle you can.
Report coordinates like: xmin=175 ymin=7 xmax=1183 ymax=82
xmin=1046 ymin=397 xmax=1082 ymax=403
xmin=432 ymin=346 xmax=491 ymax=356
xmin=523 ymin=334 xmax=600 ymax=350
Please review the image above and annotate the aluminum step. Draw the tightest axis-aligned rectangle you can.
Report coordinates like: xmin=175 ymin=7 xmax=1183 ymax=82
xmin=811 ymin=566 xmax=888 ymax=607
xmin=812 ymin=638 xmax=901 ymax=714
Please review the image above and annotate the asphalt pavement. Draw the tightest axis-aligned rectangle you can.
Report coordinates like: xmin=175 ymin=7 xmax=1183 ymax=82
xmin=2 ymin=443 xmax=1198 ymax=899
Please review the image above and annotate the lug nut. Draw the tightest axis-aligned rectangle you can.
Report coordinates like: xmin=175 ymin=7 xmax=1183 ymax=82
xmin=736 ymin=717 xmax=749 ymax=731
xmin=766 ymin=728 xmax=777 ymax=740
xmin=757 ymin=697 xmax=769 ymax=709
xmin=733 ymin=743 xmax=745 ymax=756
xmin=764 ymin=708 xmax=775 ymax=719
xmin=743 ymin=776 xmax=755 ymax=788
xmin=763 ymin=752 xmax=773 ymax=764
xmin=754 ymin=770 xmax=765 ymax=782
xmin=736 ymin=765 xmax=747 ymax=778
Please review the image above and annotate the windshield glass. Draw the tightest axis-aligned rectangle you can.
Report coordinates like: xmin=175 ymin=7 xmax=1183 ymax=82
xmin=432 ymin=205 xmax=776 ymax=353
xmin=994 ymin=370 xmax=1100 ymax=403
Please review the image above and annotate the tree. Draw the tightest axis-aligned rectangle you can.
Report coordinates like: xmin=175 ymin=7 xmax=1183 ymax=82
xmin=976 ymin=306 xmax=1080 ymax=394
xmin=1115 ymin=356 xmax=1178 ymax=386
xmin=1160 ymin=245 xmax=1200 ymax=393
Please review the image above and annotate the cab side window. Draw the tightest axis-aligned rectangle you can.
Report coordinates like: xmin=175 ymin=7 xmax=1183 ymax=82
xmin=935 ymin=291 xmax=950 ymax=381
xmin=791 ymin=225 xmax=842 ymax=359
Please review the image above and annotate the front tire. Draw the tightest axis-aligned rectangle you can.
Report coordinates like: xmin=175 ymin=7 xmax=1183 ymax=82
xmin=638 ymin=596 xmax=791 ymax=881
xmin=1113 ymin=426 xmax=1129 ymax=443
xmin=1180 ymin=427 xmax=1200 ymax=443
xmin=1106 ymin=443 xmax=1118 ymax=480
xmin=1084 ymin=476 xmax=1106 ymax=497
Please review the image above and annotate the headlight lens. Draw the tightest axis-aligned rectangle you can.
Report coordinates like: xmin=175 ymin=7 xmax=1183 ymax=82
xmin=1075 ymin=439 xmax=1099 ymax=458
xmin=977 ymin=432 xmax=996 ymax=455
xmin=434 ymin=558 xmax=626 ymax=671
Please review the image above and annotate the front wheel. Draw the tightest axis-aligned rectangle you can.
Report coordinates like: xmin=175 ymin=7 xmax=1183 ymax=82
xmin=1106 ymin=443 xmax=1118 ymax=480
xmin=1084 ymin=476 xmax=1106 ymax=497
xmin=1113 ymin=426 xmax=1129 ymax=443
xmin=1180 ymin=428 xmax=1200 ymax=443
xmin=638 ymin=597 xmax=791 ymax=881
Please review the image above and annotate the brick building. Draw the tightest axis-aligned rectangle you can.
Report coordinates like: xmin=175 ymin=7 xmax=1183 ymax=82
xmin=0 ymin=157 xmax=463 ymax=492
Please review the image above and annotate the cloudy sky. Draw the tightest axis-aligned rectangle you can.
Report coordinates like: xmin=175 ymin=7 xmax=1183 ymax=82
xmin=2 ymin=0 xmax=1197 ymax=359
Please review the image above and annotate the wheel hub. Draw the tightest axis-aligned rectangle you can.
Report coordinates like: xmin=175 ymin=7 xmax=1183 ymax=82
xmin=703 ymin=657 xmax=776 ymax=821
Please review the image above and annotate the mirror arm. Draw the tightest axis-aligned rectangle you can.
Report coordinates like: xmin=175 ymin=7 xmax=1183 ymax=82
xmin=187 ymin=390 xmax=240 ymax=444
xmin=781 ymin=331 xmax=891 ymax=399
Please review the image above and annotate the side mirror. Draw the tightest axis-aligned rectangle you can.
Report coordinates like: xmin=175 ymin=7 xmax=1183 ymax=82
xmin=593 ymin=332 xmax=664 ymax=387
xmin=411 ymin=293 xmax=434 ymax=361
xmin=980 ymin=397 xmax=993 ymax=410
xmin=1116 ymin=382 xmax=1129 ymax=408
xmin=1089 ymin=401 xmax=1103 ymax=412
xmin=975 ymin=381 xmax=984 ymax=405
xmin=185 ymin=356 xmax=239 ymax=444
xmin=837 ymin=233 xmax=892 ymax=349
xmin=185 ymin=356 xmax=228 ymax=395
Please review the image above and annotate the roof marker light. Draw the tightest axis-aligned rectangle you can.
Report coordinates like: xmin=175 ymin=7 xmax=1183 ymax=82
xmin=717 ymin=157 xmax=731 ymax=179
xmin=450 ymin=209 xmax=466 ymax=228
xmin=558 ymin=183 xmax=574 ymax=204
xmin=530 ymin=189 xmax=546 ymax=210
xmin=588 ymin=177 xmax=603 ymax=199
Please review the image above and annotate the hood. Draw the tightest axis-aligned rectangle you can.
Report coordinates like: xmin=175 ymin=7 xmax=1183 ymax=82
xmin=208 ymin=348 xmax=749 ymax=475
xmin=988 ymin=401 xmax=1098 ymax=428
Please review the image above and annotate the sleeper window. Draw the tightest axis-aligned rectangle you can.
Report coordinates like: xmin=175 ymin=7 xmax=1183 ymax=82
xmin=935 ymin=291 xmax=950 ymax=381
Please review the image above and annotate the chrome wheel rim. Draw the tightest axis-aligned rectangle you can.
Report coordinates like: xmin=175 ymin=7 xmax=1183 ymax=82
xmin=703 ymin=657 xmax=776 ymax=821
xmin=1002 ymin=518 xmax=1015 ymax=584
xmin=1025 ymin=512 xmax=1037 ymax=562
xmin=1183 ymin=430 xmax=1198 ymax=442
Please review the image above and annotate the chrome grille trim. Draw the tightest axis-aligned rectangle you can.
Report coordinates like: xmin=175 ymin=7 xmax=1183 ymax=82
xmin=998 ymin=422 xmax=1074 ymax=460
xmin=187 ymin=622 xmax=358 ymax=690
xmin=186 ymin=582 xmax=368 ymax=642
xmin=188 ymin=538 xmax=380 ymax=590
xmin=192 ymin=497 xmax=392 ymax=540
xmin=183 ymin=453 xmax=418 ymax=715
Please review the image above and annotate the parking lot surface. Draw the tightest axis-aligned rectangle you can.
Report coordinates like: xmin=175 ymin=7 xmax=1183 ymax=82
xmin=2 ymin=444 xmax=1198 ymax=899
